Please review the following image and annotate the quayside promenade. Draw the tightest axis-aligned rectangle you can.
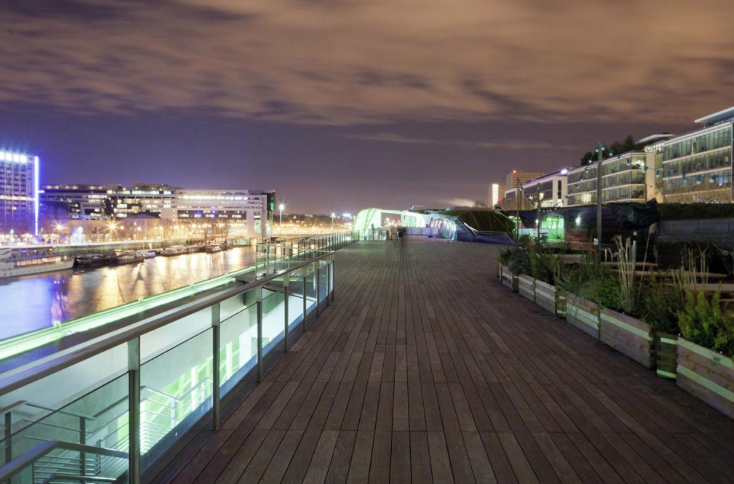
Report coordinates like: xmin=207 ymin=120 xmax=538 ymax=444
xmin=154 ymin=239 xmax=734 ymax=483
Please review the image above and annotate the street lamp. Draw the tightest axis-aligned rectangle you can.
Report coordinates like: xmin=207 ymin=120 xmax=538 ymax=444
xmin=594 ymin=141 xmax=606 ymax=260
xmin=279 ymin=203 xmax=284 ymax=233
xmin=331 ymin=213 xmax=336 ymax=231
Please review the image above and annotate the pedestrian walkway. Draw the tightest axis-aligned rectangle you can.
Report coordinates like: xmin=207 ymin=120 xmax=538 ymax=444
xmin=154 ymin=239 xmax=734 ymax=483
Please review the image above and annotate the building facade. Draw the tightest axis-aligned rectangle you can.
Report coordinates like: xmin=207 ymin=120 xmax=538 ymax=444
xmin=41 ymin=184 xmax=119 ymax=220
xmin=177 ymin=189 xmax=272 ymax=240
xmin=0 ymin=150 xmax=39 ymax=235
xmin=501 ymin=188 xmax=534 ymax=211
xmin=566 ymin=151 xmax=648 ymax=207
xmin=522 ymin=171 xmax=568 ymax=208
xmin=637 ymin=134 xmax=676 ymax=203
xmin=489 ymin=183 xmax=506 ymax=208
xmin=40 ymin=183 xmax=276 ymax=240
xmin=505 ymin=171 xmax=543 ymax=192
xmin=661 ymin=108 xmax=733 ymax=203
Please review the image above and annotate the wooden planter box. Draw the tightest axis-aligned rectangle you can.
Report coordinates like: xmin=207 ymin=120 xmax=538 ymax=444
xmin=556 ymin=290 xmax=567 ymax=319
xmin=519 ymin=275 xmax=535 ymax=302
xmin=599 ymin=308 xmax=653 ymax=368
xmin=500 ymin=265 xmax=518 ymax=292
xmin=677 ymin=338 xmax=734 ymax=420
xmin=565 ymin=294 xmax=599 ymax=339
xmin=534 ymin=280 xmax=556 ymax=315
xmin=654 ymin=332 xmax=678 ymax=379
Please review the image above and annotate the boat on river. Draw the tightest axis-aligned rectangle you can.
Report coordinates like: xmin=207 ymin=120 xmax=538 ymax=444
xmin=161 ymin=246 xmax=186 ymax=256
xmin=114 ymin=251 xmax=144 ymax=265
xmin=0 ymin=247 xmax=74 ymax=278
xmin=205 ymin=244 xmax=223 ymax=253
xmin=75 ymin=253 xmax=114 ymax=267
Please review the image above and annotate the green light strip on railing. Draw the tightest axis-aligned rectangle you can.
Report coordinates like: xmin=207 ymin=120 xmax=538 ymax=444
xmin=0 ymin=237 xmax=345 ymax=362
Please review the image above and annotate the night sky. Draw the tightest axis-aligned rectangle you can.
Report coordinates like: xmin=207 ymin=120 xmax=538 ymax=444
xmin=1 ymin=0 xmax=733 ymax=214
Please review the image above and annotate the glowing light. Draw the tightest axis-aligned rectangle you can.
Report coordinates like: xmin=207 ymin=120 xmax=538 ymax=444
xmin=0 ymin=152 xmax=5 ymax=160
xmin=20 ymin=155 xmax=27 ymax=163
xmin=13 ymin=154 xmax=20 ymax=162
xmin=575 ymin=216 xmax=581 ymax=226
xmin=560 ymin=169 xmax=568 ymax=175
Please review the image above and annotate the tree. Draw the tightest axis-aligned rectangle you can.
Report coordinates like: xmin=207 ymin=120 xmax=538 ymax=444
xmin=580 ymin=134 xmax=639 ymax=164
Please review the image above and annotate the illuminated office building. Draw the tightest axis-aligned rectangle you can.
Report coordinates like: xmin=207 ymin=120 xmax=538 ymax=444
xmin=0 ymin=149 xmax=39 ymax=235
xmin=661 ymin=107 xmax=733 ymax=203
xmin=566 ymin=151 xmax=648 ymax=207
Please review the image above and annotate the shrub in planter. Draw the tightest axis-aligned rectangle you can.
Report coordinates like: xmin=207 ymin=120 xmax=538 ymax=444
xmin=641 ymin=275 xmax=686 ymax=378
xmin=677 ymin=290 xmax=734 ymax=356
xmin=677 ymin=338 xmax=734 ymax=420
xmin=675 ymin=291 xmax=734 ymax=418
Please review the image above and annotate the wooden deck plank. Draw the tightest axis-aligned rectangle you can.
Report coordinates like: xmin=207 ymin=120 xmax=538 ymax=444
xmin=151 ymin=240 xmax=734 ymax=484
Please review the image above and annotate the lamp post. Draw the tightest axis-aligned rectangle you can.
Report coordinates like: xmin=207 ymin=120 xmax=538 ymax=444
xmin=515 ymin=176 xmax=521 ymax=239
xmin=331 ymin=213 xmax=335 ymax=232
xmin=594 ymin=141 xmax=605 ymax=260
xmin=279 ymin=204 xmax=284 ymax=234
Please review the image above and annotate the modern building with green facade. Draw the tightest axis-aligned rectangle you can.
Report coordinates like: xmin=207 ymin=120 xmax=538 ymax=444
xmin=661 ymin=107 xmax=733 ymax=203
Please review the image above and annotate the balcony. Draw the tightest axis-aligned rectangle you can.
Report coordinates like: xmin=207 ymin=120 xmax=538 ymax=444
xmin=2 ymin=238 xmax=734 ymax=483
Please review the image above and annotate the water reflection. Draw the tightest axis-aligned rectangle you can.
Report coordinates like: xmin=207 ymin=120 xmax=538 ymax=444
xmin=0 ymin=248 xmax=257 ymax=341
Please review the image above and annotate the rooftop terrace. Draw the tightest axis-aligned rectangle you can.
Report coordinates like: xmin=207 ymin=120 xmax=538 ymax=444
xmin=152 ymin=239 xmax=734 ymax=483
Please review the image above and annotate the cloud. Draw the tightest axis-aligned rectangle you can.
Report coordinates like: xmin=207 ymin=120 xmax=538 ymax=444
xmin=1 ymin=0 xmax=733 ymax=125
xmin=343 ymin=132 xmax=580 ymax=151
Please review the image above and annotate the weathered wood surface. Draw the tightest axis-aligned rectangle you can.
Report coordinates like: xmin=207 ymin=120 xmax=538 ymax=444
xmin=599 ymin=309 xmax=652 ymax=368
xmin=678 ymin=339 xmax=734 ymax=420
xmin=565 ymin=294 xmax=599 ymax=340
xmin=518 ymin=275 xmax=535 ymax=303
xmin=534 ymin=280 xmax=556 ymax=315
xmin=153 ymin=239 xmax=734 ymax=484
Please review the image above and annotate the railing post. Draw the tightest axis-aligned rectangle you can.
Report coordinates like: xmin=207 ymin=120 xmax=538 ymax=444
xmin=211 ymin=303 xmax=221 ymax=430
xmin=330 ymin=255 xmax=335 ymax=302
xmin=127 ymin=338 xmax=141 ymax=484
xmin=265 ymin=244 xmax=270 ymax=276
xmin=302 ymin=265 xmax=308 ymax=332
xmin=326 ymin=259 xmax=331 ymax=307
xmin=5 ymin=411 xmax=12 ymax=467
xmin=80 ymin=416 xmax=86 ymax=480
xmin=316 ymin=262 xmax=321 ymax=317
xmin=283 ymin=273 xmax=290 ymax=352
xmin=256 ymin=286 xmax=263 ymax=383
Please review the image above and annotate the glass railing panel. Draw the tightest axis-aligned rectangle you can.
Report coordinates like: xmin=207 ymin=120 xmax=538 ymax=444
xmin=140 ymin=328 xmax=213 ymax=471
xmin=261 ymin=289 xmax=285 ymax=356
xmin=0 ymin=373 xmax=129 ymax=483
xmin=220 ymin=293 xmax=247 ymax=322
xmin=219 ymin=303 xmax=258 ymax=397
xmin=305 ymin=265 xmax=318 ymax=318
xmin=318 ymin=263 xmax=329 ymax=304
xmin=140 ymin=307 xmax=212 ymax=362
xmin=287 ymin=274 xmax=306 ymax=332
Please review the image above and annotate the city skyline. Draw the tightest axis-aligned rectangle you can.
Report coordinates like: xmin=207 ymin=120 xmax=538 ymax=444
xmin=2 ymin=1 xmax=734 ymax=212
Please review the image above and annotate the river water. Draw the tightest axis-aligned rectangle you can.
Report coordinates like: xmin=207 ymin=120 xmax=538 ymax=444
xmin=0 ymin=247 xmax=258 ymax=341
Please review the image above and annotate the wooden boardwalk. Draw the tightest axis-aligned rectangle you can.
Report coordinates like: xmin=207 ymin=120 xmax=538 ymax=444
xmin=155 ymin=239 xmax=734 ymax=483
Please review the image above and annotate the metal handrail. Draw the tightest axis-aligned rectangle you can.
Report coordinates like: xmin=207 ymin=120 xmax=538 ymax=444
xmin=0 ymin=440 xmax=127 ymax=482
xmin=41 ymin=474 xmax=118 ymax=483
xmin=0 ymin=251 xmax=334 ymax=396
xmin=0 ymin=234 xmax=351 ymax=484
xmin=0 ymin=401 xmax=95 ymax=421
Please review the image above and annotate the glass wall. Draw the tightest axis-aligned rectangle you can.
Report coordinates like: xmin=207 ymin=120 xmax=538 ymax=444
xmin=663 ymin=125 xmax=732 ymax=160
xmin=0 ymin=251 xmax=337 ymax=484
